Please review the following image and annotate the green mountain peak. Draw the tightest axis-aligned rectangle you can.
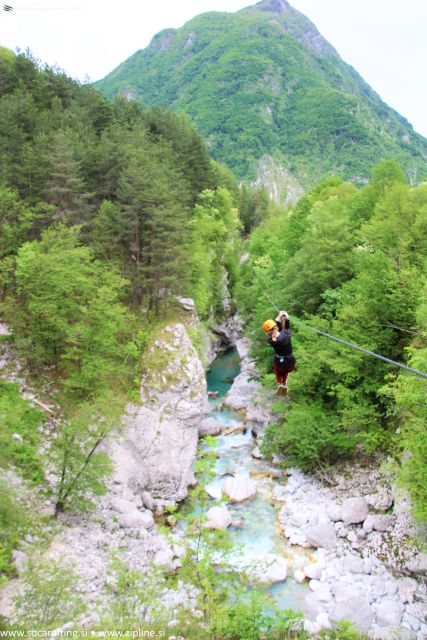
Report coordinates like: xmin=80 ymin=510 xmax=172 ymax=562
xmin=94 ymin=2 xmax=427 ymax=198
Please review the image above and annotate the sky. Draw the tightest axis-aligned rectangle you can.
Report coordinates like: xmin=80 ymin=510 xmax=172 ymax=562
xmin=1 ymin=0 xmax=426 ymax=137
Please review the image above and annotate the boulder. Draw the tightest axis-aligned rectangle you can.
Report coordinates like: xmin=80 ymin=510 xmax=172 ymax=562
xmin=374 ymin=599 xmax=404 ymax=628
xmin=327 ymin=504 xmax=343 ymax=522
xmin=177 ymin=297 xmax=195 ymax=312
xmin=342 ymin=553 xmax=364 ymax=574
xmin=341 ymin=497 xmax=369 ymax=525
xmin=198 ymin=417 xmax=223 ymax=437
xmin=110 ymin=497 xmax=137 ymax=515
xmin=330 ymin=596 xmax=373 ymax=633
xmin=119 ymin=510 xmax=154 ymax=529
xmin=247 ymin=554 xmax=288 ymax=584
xmin=365 ymin=490 xmax=393 ymax=511
xmin=304 ymin=562 xmax=323 ymax=580
xmin=221 ymin=476 xmax=257 ymax=503
xmin=153 ymin=548 xmax=174 ymax=568
xmin=314 ymin=584 xmax=333 ymax=603
xmin=405 ymin=553 xmax=427 ymax=576
xmin=205 ymin=506 xmax=232 ymax=530
xmin=304 ymin=593 xmax=325 ymax=618
xmin=305 ymin=523 xmax=337 ymax=548
xmin=294 ymin=569 xmax=306 ymax=583
xmin=363 ymin=514 xmax=395 ymax=533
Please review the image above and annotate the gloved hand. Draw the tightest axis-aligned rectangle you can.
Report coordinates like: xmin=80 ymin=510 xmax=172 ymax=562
xmin=275 ymin=310 xmax=290 ymax=323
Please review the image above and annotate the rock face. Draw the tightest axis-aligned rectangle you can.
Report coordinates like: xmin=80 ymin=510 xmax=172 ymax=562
xmin=109 ymin=323 xmax=210 ymax=508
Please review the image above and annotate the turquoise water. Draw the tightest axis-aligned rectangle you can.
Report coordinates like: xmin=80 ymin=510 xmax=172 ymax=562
xmin=203 ymin=348 xmax=309 ymax=613
xmin=206 ymin=348 xmax=241 ymax=397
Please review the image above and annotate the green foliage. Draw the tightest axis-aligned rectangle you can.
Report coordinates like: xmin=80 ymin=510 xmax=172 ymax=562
xmin=98 ymin=556 xmax=167 ymax=628
xmin=0 ymin=380 xmax=45 ymax=484
xmin=189 ymin=188 xmax=241 ymax=318
xmin=211 ymin=595 xmax=305 ymax=640
xmin=0 ymin=482 xmax=27 ymax=577
xmin=94 ymin=5 xmax=427 ymax=187
xmin=49 ymin=395 xmax=120 ymax=515
xmin=12 ymin=558 xmax=85 ymax=629
xmin=14 ymin=224 xmax=138 ymax=396
xmin=237 ymin=162 xmax=427 ymax=521
xmin=261 ymin=404 xmax=355 ymax=473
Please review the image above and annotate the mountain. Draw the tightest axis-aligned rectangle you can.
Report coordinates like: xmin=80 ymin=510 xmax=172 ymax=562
xmin=94 ymin=0 xmax=427 ymax=197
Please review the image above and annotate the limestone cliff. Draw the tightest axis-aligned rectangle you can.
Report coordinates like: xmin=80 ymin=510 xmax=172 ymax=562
xmin=109 ymin=322 xmax=210 ymax=510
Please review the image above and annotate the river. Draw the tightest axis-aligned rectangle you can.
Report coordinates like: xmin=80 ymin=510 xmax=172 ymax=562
xmin=203 ymin=348 xmax=310 ymax=613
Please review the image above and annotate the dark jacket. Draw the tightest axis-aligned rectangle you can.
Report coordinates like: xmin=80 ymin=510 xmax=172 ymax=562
xmin=268 ymin=320 xmax=293 ymax=359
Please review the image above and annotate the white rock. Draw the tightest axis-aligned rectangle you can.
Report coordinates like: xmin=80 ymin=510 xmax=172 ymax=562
xmin=287 ymin=512 xmax=309 ymax=528
xmin=177 ymin=297 xmax=195 ymax=311
xmin=153 ymin=548 xmax=174 ymax=567
xmin=109 ymin=323 xmax=210 ymax=504
xmin=110 ymin=497 xmax=138 ymax=514
xmin=304 ymin=562 xmax=323 ymax=580
xmin=221 ymin=476 xmax=257 ymax=503
xmin=304 ymin=593 xmax=325 ymax=618
xmin=141 ymin=491 xmax=155 ymax=511
xmin=272 ymin=486 xmax=287 ymax=502
xmin=330 ymin=596 xmax=373 ymax=632
xmin=402 ymin=612 xmax=420 ymax=632
xmin=205 ymin=506 xmax=232 ymax=530
xmin=342 ymin=553 xmax=364 ymax=574
xmin=366 ymin=490 xmax=393 ymax=511
xmin=251 ymin=446 xmax=263 ymax=459
xmin=119 ymin=510 xmax=154 ymax=529
xmin=247 ymin=554 xmax=288 ymax=584
xmin=341 ymin=497 xmax=369 ymax=525
xmin=316 ymin=613 xmax=332 ymax=629
xmin=405 ymin=553 xmax=427 ymax=576
xmin=303 ymin=620 xmax=321 ymax=635
xmin=12 ymin=433 xmax=24 ymax=445
xmin=198 ymin=417 xmax=223 ymax=437
xmin=374 ymin=599 xmax=404 ymax=627
xmin=294 ymin=569 xmax=306 ymax=583
xmin=315 ymin=584 xmax=333 ymax=603
xmin=305 ymin=522 xmax=337 ymax=548
xmin=12 ymin=550 xmax=28 ymax=574
xmin=309 ymin=579 xmax=321 ymax=591
xmin=397 ymin=577 xmax=418 ymax=603
xmin=364 ymin=514 xmax=395 ymax=532
xmin=327 ymin=504 xmax=343 ymax=522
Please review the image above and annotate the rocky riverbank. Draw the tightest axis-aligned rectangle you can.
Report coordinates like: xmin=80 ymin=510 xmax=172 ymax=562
xmin=0 ymin=317 xmax=209 ymax=626
xmin=223 ymin=335 xmax=427 ymax=639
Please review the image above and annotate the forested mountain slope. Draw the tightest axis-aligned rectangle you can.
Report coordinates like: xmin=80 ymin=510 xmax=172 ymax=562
xmin=94 ymin=0 xmax=427 ymax=193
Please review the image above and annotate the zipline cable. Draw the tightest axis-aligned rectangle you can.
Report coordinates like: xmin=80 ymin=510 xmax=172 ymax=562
xmin=263 ymin=293 xmax=427 ymax=380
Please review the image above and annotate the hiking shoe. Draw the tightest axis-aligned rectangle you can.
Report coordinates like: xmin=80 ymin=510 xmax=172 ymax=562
xmin=276 ymin=384 xmax=284 ymax=395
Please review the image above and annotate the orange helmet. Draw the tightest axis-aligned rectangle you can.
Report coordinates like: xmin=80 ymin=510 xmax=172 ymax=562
xmin=262 ymin=319 xmax=276 ymax=333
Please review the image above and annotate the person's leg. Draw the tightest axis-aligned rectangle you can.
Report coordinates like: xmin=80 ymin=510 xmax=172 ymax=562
xmin=273 ymin=360 xmax=282 ymax=384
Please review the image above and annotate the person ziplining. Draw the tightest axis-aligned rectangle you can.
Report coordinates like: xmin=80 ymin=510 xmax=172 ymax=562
xmin=263 ymin=293 xmax=427 ymax=383
xmin=263 ymin=310 xmax=296 ymax=396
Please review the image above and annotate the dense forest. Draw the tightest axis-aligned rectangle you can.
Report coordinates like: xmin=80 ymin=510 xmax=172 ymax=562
xmin=0 ymin=48 xmax=426 ymax=637
xmin=0 ymin=48 xmax=246 ymax=570
xmin=236 ymin=164 xmax=427 ymax=523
